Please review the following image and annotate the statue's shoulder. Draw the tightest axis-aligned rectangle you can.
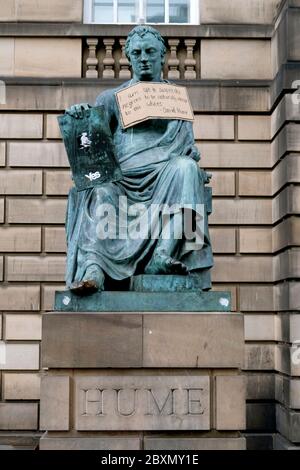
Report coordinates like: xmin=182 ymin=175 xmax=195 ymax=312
xmin=94 ymin=81 xmax=132 ymax=108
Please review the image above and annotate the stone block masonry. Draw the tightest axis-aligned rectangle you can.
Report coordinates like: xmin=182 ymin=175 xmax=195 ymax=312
xmin=40 ymin=311 xmax=246 ymax=449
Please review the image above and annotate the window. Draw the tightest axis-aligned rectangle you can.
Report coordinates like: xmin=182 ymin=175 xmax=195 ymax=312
xmin=84 ymin=0 xmax=200 ymax=24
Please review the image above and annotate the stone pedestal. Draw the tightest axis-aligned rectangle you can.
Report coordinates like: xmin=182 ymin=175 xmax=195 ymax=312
xmin=39 ymin=276 xmax=246 ymax=450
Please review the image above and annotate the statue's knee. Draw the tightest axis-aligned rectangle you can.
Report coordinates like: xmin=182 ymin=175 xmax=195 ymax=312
xmin=94 ymin=182 xmax=115 ymax=202
xmin=174 ymin=156 xmax=198 ymax=173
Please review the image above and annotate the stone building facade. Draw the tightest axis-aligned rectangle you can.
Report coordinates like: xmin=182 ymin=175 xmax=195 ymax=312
xmin=0 ymin=0 xmax=299 ymax=450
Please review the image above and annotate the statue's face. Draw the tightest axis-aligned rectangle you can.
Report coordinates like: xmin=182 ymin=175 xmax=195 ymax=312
xmin=128 ymin=33 xmax=164 ymax=81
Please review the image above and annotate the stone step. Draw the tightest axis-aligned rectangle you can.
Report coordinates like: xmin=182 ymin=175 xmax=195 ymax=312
xmin=273 ymin=433 xmax=300 ymax=450
xmin=55 ymin=290 xmax=231 ymax=312
xmin=40 ymin=433 xmax=246 ymax=450
xmin=0 ymin=432 xmax=41 ymax=449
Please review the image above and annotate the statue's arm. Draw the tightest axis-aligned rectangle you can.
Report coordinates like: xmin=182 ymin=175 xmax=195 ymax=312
xmin=94 ymin=90 xmax=118 ymax=134
xmin=182 ymin=121 xmax=201 ymax=162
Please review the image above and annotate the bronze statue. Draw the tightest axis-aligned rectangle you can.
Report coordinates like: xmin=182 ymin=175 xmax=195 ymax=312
xmin=65 ymin=25 xmax=213 ymax=295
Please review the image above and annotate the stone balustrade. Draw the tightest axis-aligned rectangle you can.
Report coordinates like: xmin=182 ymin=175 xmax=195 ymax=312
xmin=83 ymin=36 xmax=200 ymax=80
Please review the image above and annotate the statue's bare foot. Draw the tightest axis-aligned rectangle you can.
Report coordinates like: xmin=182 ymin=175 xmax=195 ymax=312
xmin=69 ymin=265 xmax=105 ymax=296
xmin=145 ymin=253 xmax=188 ymax=275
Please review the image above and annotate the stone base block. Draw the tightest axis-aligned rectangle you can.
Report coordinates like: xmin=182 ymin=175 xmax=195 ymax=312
xmin=42 ymin=312 xmax=244 ymax=368
xmin=40 ymin=302 xmax=245 ymax=449
xmin=244 ymin=433 xmax=274 ymax=450
xmin=276 ymin=404 xmax=300 ymax=443
xmin=40 ymin=371 xmax=246 ymax=433
xmin=40 ymin=432 xmax=246 ymax=451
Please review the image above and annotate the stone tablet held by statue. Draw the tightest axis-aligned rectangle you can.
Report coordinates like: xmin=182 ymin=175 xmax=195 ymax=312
xmin=58 ymin=106 xmax=123 ymax=191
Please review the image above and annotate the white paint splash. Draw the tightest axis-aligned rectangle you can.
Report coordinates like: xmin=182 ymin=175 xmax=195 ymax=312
xmin=219 ymin=297 xmax=229 ymax=307
xmin=62 ymin=296 xmax=71 ymax=306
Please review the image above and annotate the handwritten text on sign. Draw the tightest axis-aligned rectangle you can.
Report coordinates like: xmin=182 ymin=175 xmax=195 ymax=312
xmin=115 ymin=82 xmax=194 ymax=129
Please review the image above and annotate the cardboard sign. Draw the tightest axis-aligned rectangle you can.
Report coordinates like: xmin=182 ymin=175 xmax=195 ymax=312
xmin=115 ymin=82 xmax=194 ymax=129
xmin=58 ymin=106 xmax=122 ymax=192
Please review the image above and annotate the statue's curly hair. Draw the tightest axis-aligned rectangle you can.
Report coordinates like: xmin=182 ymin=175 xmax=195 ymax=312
xmin=125 ymin=25 xmax=167 ymax=60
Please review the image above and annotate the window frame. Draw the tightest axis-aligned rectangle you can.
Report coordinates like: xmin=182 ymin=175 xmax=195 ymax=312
xmin=84 ymin=0 xmax=200 ymax=25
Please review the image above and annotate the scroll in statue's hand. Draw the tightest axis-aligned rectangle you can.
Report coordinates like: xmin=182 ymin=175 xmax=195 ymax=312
xmin=65 ymin=103 xmax=92 ymax=119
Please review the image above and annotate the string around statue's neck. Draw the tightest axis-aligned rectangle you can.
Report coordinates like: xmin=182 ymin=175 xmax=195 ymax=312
xmin=130 ymin=77 xmax=167 ymax=85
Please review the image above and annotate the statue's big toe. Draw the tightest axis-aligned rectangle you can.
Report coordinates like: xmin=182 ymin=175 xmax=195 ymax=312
xmin=69 ymin=265 xmax=105 ymax=296
xmin=69 ymin=279 xmax=99 ymax=296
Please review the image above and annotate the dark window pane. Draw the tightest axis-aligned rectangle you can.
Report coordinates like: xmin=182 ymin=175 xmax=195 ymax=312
xmin=93 ymin=1 xmax=113 ymax=23
xmin=146 ymin=0 xmax=165 ymax=23
xmin=169 ymin=0 xmax=189 ymax=23
xmin=118 ymin=0 xmax=138 ymax=22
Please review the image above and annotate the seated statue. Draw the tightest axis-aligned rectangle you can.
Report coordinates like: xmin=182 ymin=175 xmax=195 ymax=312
xmin=65 ymin=25 xmax=214 ymax=295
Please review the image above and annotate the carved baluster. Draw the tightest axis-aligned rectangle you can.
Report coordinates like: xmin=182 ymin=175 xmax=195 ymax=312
xmin=119 ymin=38 xmax=131 ymax=79
xmin=85 ymin=38 xmax=99 ymax=78
xmin=184 ymin=39 xmax=196 ymax=79
xmin=103 ymin=38 xmax=115 ymax=79
xmin=167 ymin=39 xmax=180 ymax=80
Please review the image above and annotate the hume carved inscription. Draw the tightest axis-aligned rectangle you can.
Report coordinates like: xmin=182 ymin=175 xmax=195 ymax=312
xmin=75 ymin=375 xmax=210 ymax=431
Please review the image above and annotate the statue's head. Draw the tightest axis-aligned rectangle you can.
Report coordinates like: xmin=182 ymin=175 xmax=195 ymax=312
xmin=125 ymin=25 xmax=166 ymax=81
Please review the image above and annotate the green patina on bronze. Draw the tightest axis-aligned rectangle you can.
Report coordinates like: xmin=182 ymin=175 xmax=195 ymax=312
xmin=55 ymin=289 xmax=231 ymax=313
xmin=63 ymin=25 xmax=214 ymax=295
xmin=130 ymin=273 xmax=212 ymax=292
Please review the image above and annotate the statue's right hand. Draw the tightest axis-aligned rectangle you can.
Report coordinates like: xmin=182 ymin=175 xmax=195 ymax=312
xmin=65 ymin=103 xmax=92 ymax=119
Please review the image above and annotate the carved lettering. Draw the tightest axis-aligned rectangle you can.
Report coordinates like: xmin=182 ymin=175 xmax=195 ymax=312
xmin=146 ymin=388 xmax=176 ymax=416
xmin=81 ymin=387 xmax=205 ymax=417
xmin=75 ymin=376 xmax=210 ymax=430
xmin=186 ymin=388 xmax=205 ymax=415
xmin=116 ymin=388 xmax=138 ymax=417
xmin=81 ymin=388 xmax=105 ymax=416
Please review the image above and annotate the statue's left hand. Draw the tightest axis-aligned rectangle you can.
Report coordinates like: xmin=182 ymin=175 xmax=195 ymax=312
xmin=65 ymin=103 xmax=92 ymax=119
